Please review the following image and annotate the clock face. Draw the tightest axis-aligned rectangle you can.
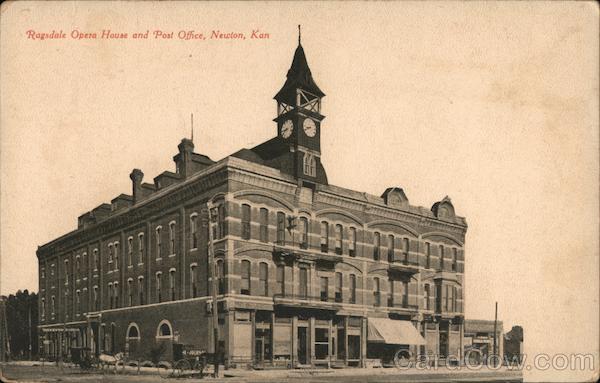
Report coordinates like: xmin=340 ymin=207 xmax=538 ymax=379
xmin=303 ymin=118 xmax=317 ymax=137
xmin=281 ymin=120 xmax=293 ymax=139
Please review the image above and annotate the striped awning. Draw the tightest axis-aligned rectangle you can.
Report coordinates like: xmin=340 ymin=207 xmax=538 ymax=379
xmin=367 ymin=318 xmax=426 ymax=345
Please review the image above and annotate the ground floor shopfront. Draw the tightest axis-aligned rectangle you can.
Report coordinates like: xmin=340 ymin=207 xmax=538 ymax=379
xmin=38 ymin=299 xmax=464 ymax=369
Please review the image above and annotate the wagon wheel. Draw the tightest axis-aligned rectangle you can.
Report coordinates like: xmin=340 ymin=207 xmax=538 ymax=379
xmin=193 ymin=358 xmax=206 ymax=377
xmin=174 ymin=359 xmax=191 ymax=378
xmin=157 ymin=361 xmax=173 ymax=379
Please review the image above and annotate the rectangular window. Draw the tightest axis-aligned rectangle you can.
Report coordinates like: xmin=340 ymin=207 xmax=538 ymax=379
xmin=299 ymin=217 xmax=308 ymax=249
xmin=373 ymin=278 xmax=380 ymax=306
xmin=439 ymin=245 xmax=444 ymax=271
xmin=241 ymin=204 xmax=251 ymax=240
xmin=259 ymin=263 xmax=268 ymax=297
xmin=41 ymin=298 xmax=45 ymax=319
xmin=349 ymin=227 xmax=356 ymax=257
xmin=138 ymin=278 xmax=144 ymax=305
xmin=335 ymin=272 xmax=342 ymax=303
xmin=373 ymin=232 xmax=380 ymax=261
xmin=388 ymin=280 xmax=395 ymax=307
xmin=169 ymin=270 xmax=176 ymax=301
xmin=452 ymin=248 xmax=458 ymax=272
xmin=241 ymin=260 xmax=251 ymax=295
xmin=127 ymin=237 xmax=133 ymax=266
xmin=190 ymin=215 xmax=198 ymax=249
xmin=108 ymin=283 xmax=113 ymax=309
xmin=387 ymin=235 xmax=395 ymax=263
xmin=402 ymin=281 xmax=409 ymax=307
xmin=169 ymin=222 xmax=176 ymax=255
xmin=299 ymin=267 xmax=308 ymax=299
xmin=276 ymin=264 xmax=284 ymax=296
xmin=425 ymin=242 xmax=431 ymax=269
xmin=216 ymin=261 xmax=225 ymax=294
xmin=403 ymin=238 xmax=409 ymax=264
xmin=114 ymin=242 xmax=119 ymax=270
xmin=108 ymin=244 xmax=113 ymax=264
xmin=335 ymin=225 xmax=343 ymax=255
xmin=190 ymin=266 xmax=197 ymax=298
xmin=424 ymin=284 xmax=431 ymax=310
xmin=350 ymin=274 xmax=356 ymax=304
xmin=320 ymin=277 xmax=328 ymax=302
xmin=156 ymin=228 xmax=162 ymax=259
xmin=51 ymin=296 xmax=55 ymax=315
xmin=213 ymin=204 xmax=226 ymax=240
xmin=259 ymin=208 xmax=269 ymax=243
xmin=320 ymin=221 xmax=329 ymax=253
xmin=276 ymin=212 xmax=286 ymax=245
xmin=93 ymin=287 xmax=98 ymax=310
xmin=64 ymin=260 xmax=69 ymax=285
xmin=75 ymin=257 xmax=80 ymax=280
xmin=156 ymin=273 xmax=162 ymax=303
xmin=127 ymin=280 xmax=133 ymax=307
xmin=76 ymin=291 xmax=81 ymax=315
xmin=113 ymin=283 xmax=119 ymax=308
xmin=138 ymin=234 xmax=144 ymax=264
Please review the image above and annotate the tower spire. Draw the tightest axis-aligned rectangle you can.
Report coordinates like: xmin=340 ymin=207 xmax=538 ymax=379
xmin=298 ymin=25 xmax=301 ymax=45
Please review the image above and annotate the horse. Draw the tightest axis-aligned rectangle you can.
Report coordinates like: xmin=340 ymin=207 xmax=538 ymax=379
xmin=98 ymin=352 xmax=124 ymax=373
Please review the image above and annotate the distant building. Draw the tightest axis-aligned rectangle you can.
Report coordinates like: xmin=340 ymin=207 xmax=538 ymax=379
xmin=463 ymin=319 xmax=503 ymax=364
xmin=504 ymin=325 xmax=523 ymax=364
xmin=37 ymin=35 xmax=468 ymax=368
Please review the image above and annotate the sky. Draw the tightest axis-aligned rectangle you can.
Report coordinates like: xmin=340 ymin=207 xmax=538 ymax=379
xmin=1 ymin=2 xmax=598 ymax=381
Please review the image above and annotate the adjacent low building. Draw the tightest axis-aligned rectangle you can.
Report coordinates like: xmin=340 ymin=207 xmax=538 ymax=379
xmin=37 ymin=35 xmax=468 ymax=368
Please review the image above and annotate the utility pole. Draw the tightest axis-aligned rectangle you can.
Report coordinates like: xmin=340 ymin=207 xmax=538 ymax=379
xmin=493 ymin=301 xmax=498 ymax=367
xmin=205 ymin=202 xmax=219 ymax=378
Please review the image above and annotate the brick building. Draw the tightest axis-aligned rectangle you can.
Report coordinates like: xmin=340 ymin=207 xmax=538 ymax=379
xmin=37 ymin=37 xmax=468 ymax=368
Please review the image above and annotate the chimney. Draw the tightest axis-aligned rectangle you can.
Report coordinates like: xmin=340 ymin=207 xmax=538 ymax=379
xmin=176 ymin=138 xmax=194 ymax=178
xmin=129 ymin=169 xmax=144 ymax=203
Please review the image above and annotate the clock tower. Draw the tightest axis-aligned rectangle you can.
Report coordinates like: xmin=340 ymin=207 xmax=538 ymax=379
xmin=274 ymin=26 xmax=325 ymax=183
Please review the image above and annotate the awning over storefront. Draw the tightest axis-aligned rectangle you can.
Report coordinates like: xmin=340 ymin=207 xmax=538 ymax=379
xmin=367 ymin=318 xmax=426 ymax=345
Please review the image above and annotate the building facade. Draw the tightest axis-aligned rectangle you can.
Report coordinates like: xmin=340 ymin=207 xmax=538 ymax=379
xmin=37 ymin=38 xmax=468 ymax=368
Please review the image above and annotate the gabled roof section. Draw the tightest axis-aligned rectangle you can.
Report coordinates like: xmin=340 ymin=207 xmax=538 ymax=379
xmin=274 ymin=44 xmax=325 ymax=100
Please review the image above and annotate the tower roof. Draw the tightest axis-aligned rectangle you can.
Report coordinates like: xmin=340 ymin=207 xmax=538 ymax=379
xmin=274 ymin=42 xmax=325 ymax=100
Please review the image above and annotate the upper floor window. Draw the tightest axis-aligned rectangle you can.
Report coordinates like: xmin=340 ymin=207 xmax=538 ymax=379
xmin=127 ymin=279 xmax=133 ymax=307
xmin=403 ymin=238 xmax=409 ymax=263
xmin=51 ymin=296 xmax=55 ymax=315
xmin=41 ymin=267 xmax=45 ymax=279
xmin=156 ymin=272 xmax=162 ymax=303
xmin=373 ymin=277 xmax=381 ymax=306
xmin=387 ymin=235 xmax=395 ymax=263
xmin=216 ymin=260 xmax=225 ymax=295
xmin=303 ymin=153 xmax=316 ymax=177
xmin=241 ymin=204 xmax=251 ymax=240
xmin=41 ymin=298 xmax=45 ymax=319
xmin=298 ymin=217 xmax=308 ymax=249
xmin=113 ymin=282 xmax=119 ymax=308
xmin=138 ymin=277 xmax=145 ymax=305
xmin=276 ymin=212 xmax=286 ymax=245
xmin=335 ymin=225 xmax=343 ymax=255
xmin=64 ymin=260 xmax=69 ymax=285
xmin=349 ymin=274 xmax=356 ymax=304
xmin=190 ymin=265 xmax=198 ymax=298
xmin=240 ymin=260 xmax=251 ymax=295
xmin=320 ymin=221 xmax=329 ymax=253
xmin=452 ymin=248 xmax=458 ymax=271
xmin=138 ymin=233 xmax=144 ymax=264
xmin=335 ymin=272 xmax=343 ymax=303
xmin=169 ymin=269 xmax=176 ymax=301
xmin=349 ymin=227 xmax=356 ymax=257
xmin=169 ymin=222 xmax=176 ymax=255
xmin=299 ymin=267 xmax=308 ymax=299
xmin=259 ymin=262 xmax=268 ymax=297
xmin=82 ymin=253 xmax=87 ymax=273
xmin=425 ymin=242 xmax=431 ymax=269
xmin=276 ymin=264 xmax=284 ymax=296
xmin=108 ymin=244 xmax=114 ymax=264
xmin=373 ymin=232 xmax=381 ymax=261
xmin=155 ymin=227 xmax=162 ymax=259
xmin=211 ymin=204 xmax=226 ymax=240
xmin=93 ymin=249 xmax=99 ymax=271
xmin=51 ymin=264 xmax=55 ymax=276
xmin=439 ymin=245 xmax=445 ymax=270
xmin=259 ymin=208 xmax=269 ymax=243
xmin=93 ymin=286 xmax=98 ymax=310
xmin=190 ymin=214 xmax=199 ymax=249
xmin=127 ymin=237 xmax=133 ymax=266
xmin=75 ymin=257 xmax=80 ymax=279
xmin=114 ymin=242 xmax=119 ymax=270
xmin=320 ymin=276 xmax=329 ymax=302
xmin=424 ymin=284 xmax=431 ymax=310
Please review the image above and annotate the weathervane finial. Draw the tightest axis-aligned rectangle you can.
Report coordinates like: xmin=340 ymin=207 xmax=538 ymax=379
xmin=298 ymin=25 xmax=301 ymax=45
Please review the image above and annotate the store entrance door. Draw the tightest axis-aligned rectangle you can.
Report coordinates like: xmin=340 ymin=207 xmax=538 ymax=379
xmin=297 ymin=327 xmax=308 ymax=365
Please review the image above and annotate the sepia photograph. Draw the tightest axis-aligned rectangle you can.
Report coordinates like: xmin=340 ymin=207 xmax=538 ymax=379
xmin=0 ymin=2 xmax=598 ymax=382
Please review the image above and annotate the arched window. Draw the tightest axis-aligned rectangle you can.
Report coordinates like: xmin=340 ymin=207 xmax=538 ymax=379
xmin=190 ymin=264 xmax=198 ymax=298
xmin=303 ymin=153 xmax=316 ymax=177
xmin=320 ymin=221 xmax=329 ymax=253
xmin=156 ymin=320 xmax=173 ymax=339
xmin=348 ymin=227 xmax=356 ymax=257
xmin=349 ymin=274 xmax=356 ymax=304
xmin=169 ymin=222 xmax=176 ymax=255
xmin=155 ymin=227 xmax=162 ymax=259
xmin=387 ymin=235 xmax=395 ymax=262
xmin=335 ymin=225 xmax=343 ymax=255
xmin=169 ymin=269 xmax=176 ymax=301
xmin=425 ymin=242 xmax=431 ymax=269
xmin=126 ymin=323 xmax=140 ymax=340
xmin=241 ymin=204 xmax=251 ymax=240
xmin=373 ymin=232 xmax=381 ymax=261
xmin=190 ymin=214 xmax=199 ymax=249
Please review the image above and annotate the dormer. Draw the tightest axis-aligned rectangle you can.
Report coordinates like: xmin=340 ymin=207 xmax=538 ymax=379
xmin=431 ymin=196 xmax=456 ymax=219
xmin=381 ymin=187 xmax=409 ymax=208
